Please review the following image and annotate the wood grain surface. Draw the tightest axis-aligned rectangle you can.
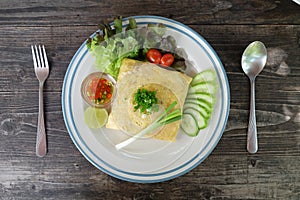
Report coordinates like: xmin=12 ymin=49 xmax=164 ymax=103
xmin=0 ymin=0 xmax=299 ymax=199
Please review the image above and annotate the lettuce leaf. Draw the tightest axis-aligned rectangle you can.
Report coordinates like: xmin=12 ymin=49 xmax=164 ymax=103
xmin=86 ymin=17 xmax=182 ymax=79
xmin=90 ymin=35 xmax=139 ymax=79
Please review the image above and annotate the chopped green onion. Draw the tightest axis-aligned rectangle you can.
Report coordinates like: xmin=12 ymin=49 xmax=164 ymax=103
xmin=133 ymin=88 xmax=158 ymax=114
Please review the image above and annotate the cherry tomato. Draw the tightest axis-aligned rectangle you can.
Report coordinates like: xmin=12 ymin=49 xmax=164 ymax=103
xmin=146 ymin=49 xmax=162 ymax=64
xmin=160 ymin=53 xmax=174 ymax=67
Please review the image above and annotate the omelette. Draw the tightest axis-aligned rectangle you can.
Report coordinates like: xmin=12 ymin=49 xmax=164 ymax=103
xmin=106 ymin=58 xmax=192 ymax=141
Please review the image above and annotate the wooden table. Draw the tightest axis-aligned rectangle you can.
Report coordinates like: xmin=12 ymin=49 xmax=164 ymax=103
xmin=1 ymin=1 xmax=299 ymax=199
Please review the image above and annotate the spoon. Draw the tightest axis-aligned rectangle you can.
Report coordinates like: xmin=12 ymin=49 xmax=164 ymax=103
xmin=241 ymin=41 xmax=267 ymax=154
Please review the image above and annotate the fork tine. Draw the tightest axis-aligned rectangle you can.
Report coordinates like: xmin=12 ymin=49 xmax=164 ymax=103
xmin=38 ymin=45 xmax=44 ymax=68
xmin=42 ymin=45 xmax=49 ymax=69
xmin=31 ymin=45 xmax=37 ymax=69
xmin=35 ymin=45 xmax=41 ymax=68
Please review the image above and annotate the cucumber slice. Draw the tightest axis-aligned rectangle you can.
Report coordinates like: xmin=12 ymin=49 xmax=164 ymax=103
xmin=185 ymin=98 xmax=213 ymax=113
xmin=181 ymin=113 xmax=199 ymax=136
xmin=184 ymin=108 xmax=207 ymax=129
xmin=186 ymin=92 xmax=215 ymax=106
xmin=188 ymin=81 xmax=218 ymax=95
xmin=181 ymin=69 xmax=218 ymax=136
xmin=183 ymin=102 xmax=211 ymax=119
xmin=191 ymin=69 xmax=217 ymax=86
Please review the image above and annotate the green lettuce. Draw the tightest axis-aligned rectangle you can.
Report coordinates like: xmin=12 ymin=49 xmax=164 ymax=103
xmin=90 ymin=35 xmax=139 ymax=79
xmin=86 ymin=17 xmax=183 ymax=79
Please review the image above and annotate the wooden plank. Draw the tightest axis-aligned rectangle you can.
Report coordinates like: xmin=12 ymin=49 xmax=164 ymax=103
xmin=0 ymin=0 xmax=299 ymax=26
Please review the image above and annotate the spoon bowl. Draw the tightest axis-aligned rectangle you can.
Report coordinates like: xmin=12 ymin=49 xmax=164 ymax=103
xmin=242 ymin=41 xmax=267 ymax=78
xmin=241 ymin=41 xmax=267 ymax=154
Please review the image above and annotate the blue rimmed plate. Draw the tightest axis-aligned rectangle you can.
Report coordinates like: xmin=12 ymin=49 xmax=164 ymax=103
xmin=62 ymin=16 xmax=230 ymax=183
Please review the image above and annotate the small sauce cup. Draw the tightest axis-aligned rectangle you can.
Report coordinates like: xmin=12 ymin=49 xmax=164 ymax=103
xmin=81 ymin=72 xmax=117 ymax=108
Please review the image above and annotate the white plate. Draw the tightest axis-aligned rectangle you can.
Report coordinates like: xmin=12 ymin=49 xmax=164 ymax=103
xmin=62 ymin=16 xmax=230 ymax=183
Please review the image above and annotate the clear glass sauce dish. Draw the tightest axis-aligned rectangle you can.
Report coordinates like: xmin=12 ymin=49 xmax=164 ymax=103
xmin=81 ymin=72 xmax=117 ymax=108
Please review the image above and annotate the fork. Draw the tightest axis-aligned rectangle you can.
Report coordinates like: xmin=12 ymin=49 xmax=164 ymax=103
xmin=31 ymin=45 xmax=49 ymax=157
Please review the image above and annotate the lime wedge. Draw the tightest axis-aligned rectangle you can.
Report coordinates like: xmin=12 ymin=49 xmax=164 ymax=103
xmin=84 ymin=107 xmax=108 ymax=129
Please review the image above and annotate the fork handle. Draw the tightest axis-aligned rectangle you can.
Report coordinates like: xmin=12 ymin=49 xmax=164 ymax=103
xmin=36 ymin=82 xmax=47 ymax=157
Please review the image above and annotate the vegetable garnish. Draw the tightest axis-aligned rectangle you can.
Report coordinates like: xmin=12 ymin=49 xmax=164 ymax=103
xmin=146 ymin=49 xmax=175 ymax=67
xmin=181 ymin=70 xmax=218 ymax=136
xmin=146 ymin=49 xmax=162 ymax=64
xmin=86 ymin=17 xmax=190 ymax=79
xmin=115 ymin=101 xmax=182 ymax=150
xmin=133 ymin=88 xmax=158 ymax=114
xmin=160 ymin=53 xmax=174 ymax=67
xmin=87 ymin=77 xmax=114 ymax=105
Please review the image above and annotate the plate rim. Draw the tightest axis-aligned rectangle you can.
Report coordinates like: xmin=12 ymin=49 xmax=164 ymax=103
xmin=62 ymin=15 xmax=230 ymax=183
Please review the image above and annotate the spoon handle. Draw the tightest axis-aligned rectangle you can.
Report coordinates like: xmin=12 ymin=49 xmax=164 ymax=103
xmin=247 ymin=78 xmax=258 ymax=153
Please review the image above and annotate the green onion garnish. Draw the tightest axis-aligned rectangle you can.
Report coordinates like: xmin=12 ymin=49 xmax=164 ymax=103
xmin=115 ymin=101 xmax=181 ymax=150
